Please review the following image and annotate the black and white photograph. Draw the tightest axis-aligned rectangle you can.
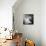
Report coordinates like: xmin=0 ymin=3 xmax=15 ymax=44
xmin=23 ymin=14 xmax=34 ymax=25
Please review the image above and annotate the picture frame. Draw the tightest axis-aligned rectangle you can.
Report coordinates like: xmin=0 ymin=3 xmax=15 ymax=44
xmin=23 ymin=14 xmax=34 ymax=25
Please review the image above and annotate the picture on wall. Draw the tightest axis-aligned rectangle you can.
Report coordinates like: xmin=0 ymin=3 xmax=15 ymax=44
xmin=13 ymin=13 xmax=15 ymax=31
xmin=23 ymin=14 xmax=34 ymax=25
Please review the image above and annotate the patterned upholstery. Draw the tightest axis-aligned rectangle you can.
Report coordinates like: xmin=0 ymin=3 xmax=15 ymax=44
xmin=25 ymin=40 xmax=35 ymax=46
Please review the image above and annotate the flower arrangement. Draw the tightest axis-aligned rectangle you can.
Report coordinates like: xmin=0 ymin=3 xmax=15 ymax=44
xmin=0 ymin=27 xmax=13 ymax=39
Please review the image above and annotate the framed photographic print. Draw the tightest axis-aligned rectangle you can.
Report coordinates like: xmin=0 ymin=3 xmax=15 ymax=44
xmin=23 ymin=14 xmax=34 ymax=25
xmin=13 ymin=13 xmax=15 ymax=31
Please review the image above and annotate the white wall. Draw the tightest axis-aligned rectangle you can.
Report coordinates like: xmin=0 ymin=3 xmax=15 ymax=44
xmin=41 ymin=0 xmax=46 ymax=46
xmin=13 ymin=0 xmax=41 ymax=46
xmin=0 ymin=0 xmax=16 ymax=30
